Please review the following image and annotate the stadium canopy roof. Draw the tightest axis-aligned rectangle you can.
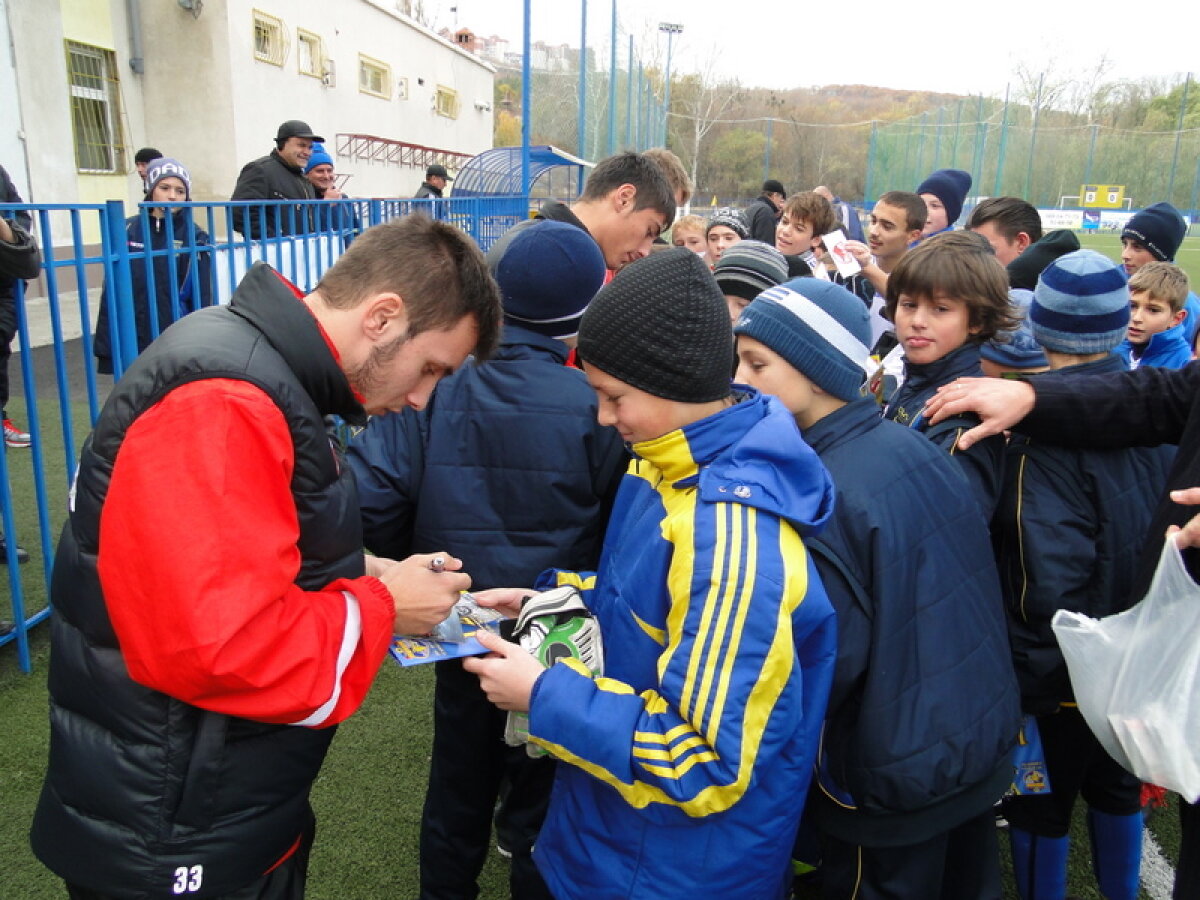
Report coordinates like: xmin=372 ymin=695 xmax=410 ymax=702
xmin=450 ymin=145 xmax=591 ymax=198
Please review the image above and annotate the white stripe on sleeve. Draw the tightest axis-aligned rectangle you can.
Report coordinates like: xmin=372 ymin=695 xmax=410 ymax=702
xmin=290 ymin=590 xmax=362 ymax=727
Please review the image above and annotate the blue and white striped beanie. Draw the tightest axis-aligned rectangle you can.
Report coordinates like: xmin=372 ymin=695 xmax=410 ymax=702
xmin=1030 ymin=249 xmax=1130 ymax=355
xmin=734 ymin=277 xmax=873 ymax=401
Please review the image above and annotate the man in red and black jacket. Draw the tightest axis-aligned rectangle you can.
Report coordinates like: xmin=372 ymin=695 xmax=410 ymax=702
xmin=29 ymin=216 xmax=501 ymax=899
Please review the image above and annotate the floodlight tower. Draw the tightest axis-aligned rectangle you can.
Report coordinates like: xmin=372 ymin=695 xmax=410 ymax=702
xmin=658 ymin=23 xmax=683 ymax=147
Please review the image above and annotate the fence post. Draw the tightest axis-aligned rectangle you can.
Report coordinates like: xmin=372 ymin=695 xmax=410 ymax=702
xmin=865 ymin=121 xmax=878 ymax=204
xmin=994 ymin=84 xmax=1010 ymax=197
xmin=103 ymin=199 xmax=138 ymax=377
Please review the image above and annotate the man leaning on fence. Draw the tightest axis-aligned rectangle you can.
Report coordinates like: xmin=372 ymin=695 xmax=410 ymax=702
xmin=231 ymin=119 xmax=323 ymax=239
xmin=29 ymin=215 xmax=502 ymax=900
xmin=0 ymin=163 xmax=38 ymax=576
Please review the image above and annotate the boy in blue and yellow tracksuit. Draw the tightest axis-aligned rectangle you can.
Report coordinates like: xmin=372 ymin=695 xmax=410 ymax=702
xmin=466 ymin=249 xmax=838 ymax=900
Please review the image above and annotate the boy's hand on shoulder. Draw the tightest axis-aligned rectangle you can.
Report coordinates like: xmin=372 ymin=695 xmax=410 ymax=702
xmin=463 ymin=630 xmax=545 ymax=712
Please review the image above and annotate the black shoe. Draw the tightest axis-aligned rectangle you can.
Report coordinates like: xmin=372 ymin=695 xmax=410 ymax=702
xmin=0 ymin=620 xmax=13 ymax=636
xmin=0 ymin=537 xmax=29 ymax=564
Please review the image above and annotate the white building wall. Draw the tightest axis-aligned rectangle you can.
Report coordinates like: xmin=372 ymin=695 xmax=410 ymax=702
xmin=6 ymin=0 xmax=495 ymax=216
xmin=208 ymin=0 xmax=495 ymax=198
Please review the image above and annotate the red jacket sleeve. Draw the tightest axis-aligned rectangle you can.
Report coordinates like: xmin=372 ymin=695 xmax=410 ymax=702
xmin=98 ymin=378 xmax=395 ymax=727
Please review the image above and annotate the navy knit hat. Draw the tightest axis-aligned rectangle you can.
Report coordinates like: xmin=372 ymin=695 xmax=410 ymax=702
xmin=734 ymin=277 xmax=872 ymax=402
xmin=980 ymin=289 xmax=1048 ymax=370
xmin=487 ymin=220 xmax=606 ymax=340
xmin=143 ymin=157 xmax=191 ymax=201
xmin=708 ymin=207 xmax=748 ymax=239
xmin=714 ymin=240 xmax=788 ymax=302
xmin=305 ymin=142 xmax=334 ymax=174
xmin=916 ymin=168 xmax=972 ymax=229
xmin=1030 ymin=250 xmax=1130 ymax=354
xmin=577 ymin=248 xmax=733 ymax=402
xmin=1123 ymin=202 xmax=1187 ymax=262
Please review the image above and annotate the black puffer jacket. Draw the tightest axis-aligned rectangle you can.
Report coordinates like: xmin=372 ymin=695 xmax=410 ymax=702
xmin=31 ymin=263 xmax=366 ymax=897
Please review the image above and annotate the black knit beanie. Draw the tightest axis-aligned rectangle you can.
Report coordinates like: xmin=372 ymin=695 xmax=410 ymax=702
xmin=577 ymin=248 xmax=733 ymax=402
xmin=1122 ymin=202 xmax=1187 ymax=262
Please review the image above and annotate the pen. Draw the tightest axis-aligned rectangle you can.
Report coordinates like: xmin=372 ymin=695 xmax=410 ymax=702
xmin=429 ymin=556 xmax=446 ymax=573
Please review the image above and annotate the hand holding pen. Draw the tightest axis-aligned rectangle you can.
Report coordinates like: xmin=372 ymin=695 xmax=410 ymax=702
xmin=375 ymin=551 xmax=471 ymax=635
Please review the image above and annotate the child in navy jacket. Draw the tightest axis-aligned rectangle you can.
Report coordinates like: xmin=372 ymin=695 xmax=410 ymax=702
xmin=734 ymin=278 xmax=1020 ymax=900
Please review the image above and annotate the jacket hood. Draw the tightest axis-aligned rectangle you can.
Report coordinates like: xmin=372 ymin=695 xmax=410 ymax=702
xmin=695 ymin=390 xmax=834 ymax=535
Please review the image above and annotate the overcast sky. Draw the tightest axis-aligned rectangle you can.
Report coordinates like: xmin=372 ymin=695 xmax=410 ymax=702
xmin=432 ymin=0 xmax=1192 ymax=101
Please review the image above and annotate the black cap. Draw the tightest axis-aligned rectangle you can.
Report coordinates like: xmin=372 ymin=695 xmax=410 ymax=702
xmin=762 ymin=179 xmax=786 ymax=198
xmin=427 ymin=164 xmax=453 ymax=180
xmin=276 ymin=119 xmax=325 ymax=143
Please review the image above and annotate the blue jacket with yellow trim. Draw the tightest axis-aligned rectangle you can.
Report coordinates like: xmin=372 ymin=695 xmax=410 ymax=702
xmin=527 ymin=389 xmax=838 ymax=900
xmin=802 ymin=398 xmax=1021 ymax=847
xmin=885 ymin=342 xmax=1006 ymax=517
xmin=994 ymin=353 xmax=1173 ymax=714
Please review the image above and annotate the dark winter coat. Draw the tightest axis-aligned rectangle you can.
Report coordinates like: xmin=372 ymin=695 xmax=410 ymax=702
xmin=743 ymin=194 xmax=780 ymax=244
xmin=994 ymin=353 xmax=1173 ymax=714
xmin=1019 ymin=360 xmax=1200 ymax=598
xmin=885 ymin=342 xmax=1006 ymax=517
xmin=230 ymin=150 xmax=316 ymax=238
xmin=348 ymin=324 xmax=627 ymax=587
xmin=94 ymin=210 xmax=213 ymax=374
xmin=803 ymin=398 xmax=1020 ymax=847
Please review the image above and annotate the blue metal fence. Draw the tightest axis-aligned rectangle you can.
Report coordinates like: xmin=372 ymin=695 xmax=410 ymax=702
xmin=0 ymin=195 xmax=526 ymax=672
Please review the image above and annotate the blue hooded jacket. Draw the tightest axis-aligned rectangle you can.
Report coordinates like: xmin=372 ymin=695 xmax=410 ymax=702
xmin=529 ymin=389 xmax=838 ymax=900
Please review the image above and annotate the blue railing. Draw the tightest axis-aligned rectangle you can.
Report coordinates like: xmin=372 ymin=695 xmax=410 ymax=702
xmin=0 ymin=195 xmax=527 ymax=672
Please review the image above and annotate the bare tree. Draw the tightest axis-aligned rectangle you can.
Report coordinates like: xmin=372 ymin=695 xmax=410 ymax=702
xmin=670 ymin=45 xmax=741 ymax=198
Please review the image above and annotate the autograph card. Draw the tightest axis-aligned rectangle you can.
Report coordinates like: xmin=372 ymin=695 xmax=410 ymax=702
xmin=389 ymin=593 xmax=507 ymax=667
xmin=823 ymin=228 xmax=862 ymax=278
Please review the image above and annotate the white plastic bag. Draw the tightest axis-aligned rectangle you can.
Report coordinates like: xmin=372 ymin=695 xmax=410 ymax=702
xmin=1052 ymin=538 xmax=1200 ymax=802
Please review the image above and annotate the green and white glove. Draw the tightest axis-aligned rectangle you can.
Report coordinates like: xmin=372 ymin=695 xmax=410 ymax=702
xmin=505 ymin=585 xmax=604 ymax=757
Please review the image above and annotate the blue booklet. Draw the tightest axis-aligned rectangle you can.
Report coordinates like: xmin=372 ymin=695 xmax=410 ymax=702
xmin=390 ymin=593 xmax=507 ymax=667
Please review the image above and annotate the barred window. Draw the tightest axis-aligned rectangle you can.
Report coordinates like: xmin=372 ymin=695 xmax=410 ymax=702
xmin=65 ymin=41 xmax=125 ymax=174
xmin=253 ymin=10 xmax=287 ymax=66
xmin=435 ymin=85 xmax=459 ymax=119
xmin=358 ymin=54 xmax=391 ymax=99
xmin=297 ymin=29 xmax=323 ymax=78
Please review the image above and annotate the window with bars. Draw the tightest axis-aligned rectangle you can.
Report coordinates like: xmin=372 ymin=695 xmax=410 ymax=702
xmin=65 ymin=41 xmax=125 ymax=174
xmin=358 ymin=54 xmax=391 ymax=99
xmin=297 ymin=29 xmax=323 ymax=77
xmin=435 ymin=85 xmax=460 ymax=119
xmin=253 ymin=10 xmax=287 ymax=66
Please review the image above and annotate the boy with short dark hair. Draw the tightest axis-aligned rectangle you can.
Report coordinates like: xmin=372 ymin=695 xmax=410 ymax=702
xmin=967 ymin=197 xmax=1044 ymax=266
xmin=996 ymin=249 xmax=1172 ymax=900
xmin=534 ymin=150 xmax=676 ymax=272
xmin=774 ymin=191 xmax=837 ymax=280
xmin=884 ymin=230 xmax=1018 ymax=515
xmin=733 ymin=277 xmax=1020 ymax=900
xmin=1118 ymin=260 xmax=1191 ymax=370
xmin=465 ymin=248 xmax=838 ymax=900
